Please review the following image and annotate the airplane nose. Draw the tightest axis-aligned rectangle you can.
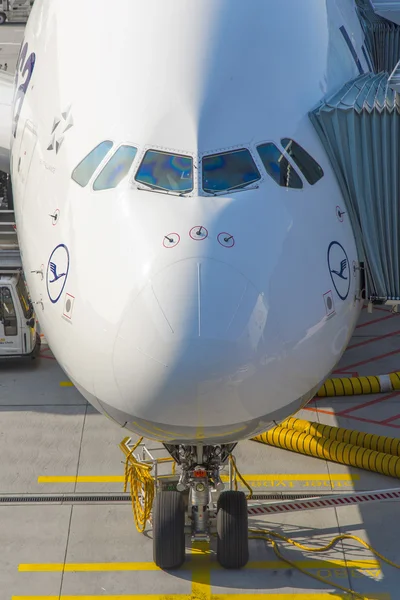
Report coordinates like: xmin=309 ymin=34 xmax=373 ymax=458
xmin=112 ymin=258 xmax=267 ymax=428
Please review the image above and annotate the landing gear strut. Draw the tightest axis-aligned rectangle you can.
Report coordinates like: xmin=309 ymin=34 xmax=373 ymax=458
xmin=152 ymin=443 xmax=249 ymax=570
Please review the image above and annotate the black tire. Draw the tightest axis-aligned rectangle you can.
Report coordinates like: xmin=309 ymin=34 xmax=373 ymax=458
xmin=31 ymin=332 xmax=41 ymax=360
xmin=217 ymin=490 xmax=249 ymax=569
xmin=153 ymin=491 xmax=185 ymax=570
xmin=0 ymin=13 xmax=6 ymax=25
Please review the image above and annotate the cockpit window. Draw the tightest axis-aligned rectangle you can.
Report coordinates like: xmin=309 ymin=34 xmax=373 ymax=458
xmin=135 ymin=150 xmax=193 ymax=193
xmin=257 ymin=143 xmax=303 ymax=189
xmin=72 ymin=141 xmax=113 ymax=187
xmin=202 ymin=149 xmax=261 ymax=194
xmin=93 ymin=145 xmax=138 ymax=191
xmin=281 ymin=138 xmax=324 ymax=185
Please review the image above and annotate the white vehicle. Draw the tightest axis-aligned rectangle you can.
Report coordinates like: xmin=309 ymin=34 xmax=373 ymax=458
xmin=0 ymin=0 xmax=32 ymax=25
xmin=0 ymin=0 xmax=374 ymax=569
xmin=0 ymin=214 xmax=39 ymax=358
xmin=0 ymin=183 xmax=39 ymax=359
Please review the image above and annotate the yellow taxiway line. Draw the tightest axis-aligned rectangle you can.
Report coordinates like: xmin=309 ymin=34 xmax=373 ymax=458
xmin=11 ymin=594 xmax=392 ymax=600
xmin=38 ymin=476 xmax=125 ymax=483
xmin=37 ymin=473 xmax=359 ymax=484
xmin=191 ymin=541 xmax=211 ymax=600
xmin=18 ymin=558 xmax=380 ymax=572
xmin=14 ymin=546 xmax=386 ymax=600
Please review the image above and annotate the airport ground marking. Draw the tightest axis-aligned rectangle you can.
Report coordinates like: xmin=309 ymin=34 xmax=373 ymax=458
xmin=347 ymin=328 xmax=400 ymax=350
xmin=14 ymin=553 xmax=386 ymax=600
xmin=37 ymin=473 xmax=359 ymax=485
xmin=38 ymin=475 xmax=125 ymax=483
xmin=305 ymin=405 xmax=400 ymax=429
xmin=340 ymin=346 xmax=400 ymax=371
xmin=18 ymin=557 xmax=380 ymax=573
xmin=337 ymin=391 xmax=399 ymax=416
xmin=191 ymin=541 xmax=211 ymax=600
xmin=10 ymin=594 xmax=392 ymax=600
xmin=356 ymin=311 xmax=399 ymax=329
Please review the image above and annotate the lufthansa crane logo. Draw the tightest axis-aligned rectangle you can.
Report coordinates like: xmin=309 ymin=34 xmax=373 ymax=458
xmin=46 ymin=244 xmax=70 ymax=304
xmin=327 ymin=241 xmax=350 ymax=301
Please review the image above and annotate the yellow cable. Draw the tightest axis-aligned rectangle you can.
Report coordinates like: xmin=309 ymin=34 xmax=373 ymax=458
xmin=122 ymin=437 xmax=155 ymax=533
xmin=229 ymin=454 xmax=253 ymax=499
xmin=248 ymin=527 xmax=400 ymax=599
xmin=120 ymin=438 xmax=179 ymax=532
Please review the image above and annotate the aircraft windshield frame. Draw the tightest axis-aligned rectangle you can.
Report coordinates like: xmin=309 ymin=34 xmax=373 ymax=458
xmin=202 ymin=148 xmax=261 ymax=195
xmin=135 ymin=150 xmax=194 ymax=194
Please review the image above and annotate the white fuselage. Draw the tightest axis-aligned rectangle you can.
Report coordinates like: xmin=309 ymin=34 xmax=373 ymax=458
xmin=10 ymin=0 xmax=366 ymax=443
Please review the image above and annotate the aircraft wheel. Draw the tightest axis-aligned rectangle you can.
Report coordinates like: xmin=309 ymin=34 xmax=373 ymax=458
xmin=31 ymin=332 xmax=41 ymax=360
xmin=217 ymin=490 xmax=249 ymax=569
xmin=153 ymin=491 xmax=185 ymax=569
xmin=0 ymin=13 xmax=6 ymax=25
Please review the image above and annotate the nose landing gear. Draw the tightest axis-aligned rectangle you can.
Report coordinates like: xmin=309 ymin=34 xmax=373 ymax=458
xmin=153 ymin=443 xmax=249 ymax=570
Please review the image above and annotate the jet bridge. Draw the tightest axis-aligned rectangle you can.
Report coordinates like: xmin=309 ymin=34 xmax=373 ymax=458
xmin=357 ymin=0 xmax=400 ymax=72
xmin=310 ymin=72 xmax=400 ymax=303
xmin=369 ymin=0 xmax=400 ymax=26
xmin=310 ymin=2 xmax=400 ymax=304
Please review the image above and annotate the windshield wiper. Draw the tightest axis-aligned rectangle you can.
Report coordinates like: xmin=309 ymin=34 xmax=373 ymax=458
xmin=205 ymin=182 xmax=260 ymax=196
xmin=136 ymin=183 xmax=192 ymax=196
xmin=136 ymin=182 xmax=169 ymax=192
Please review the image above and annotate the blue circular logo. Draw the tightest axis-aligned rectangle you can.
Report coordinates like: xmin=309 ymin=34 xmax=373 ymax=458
xmin=328 ymin=241 xmax=350 ymax=301
xmin=46 ymin=244 xmax=69 ymax=304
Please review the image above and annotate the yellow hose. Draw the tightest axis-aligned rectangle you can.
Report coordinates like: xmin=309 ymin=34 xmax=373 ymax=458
xmin=317 ymin=371 xmax=400 ymax=397
xmin=120 ymin=436 xmax=155 ymax=533
xmin=119 ymin=437 xmax=178 ymax=532
xmin=229 ymin=454 xmax=253 ymax=499
xmin=281 ymin=417 xmax=400 ymax=456
xmin=253 ymin=427 xmax=400 ymax=478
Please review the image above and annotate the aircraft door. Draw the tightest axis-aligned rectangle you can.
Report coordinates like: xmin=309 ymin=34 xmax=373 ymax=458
xmin=0 ymin=284 xmax=22 ymax=355
xmin=17 ymin=120 xmax=37 ymax=205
